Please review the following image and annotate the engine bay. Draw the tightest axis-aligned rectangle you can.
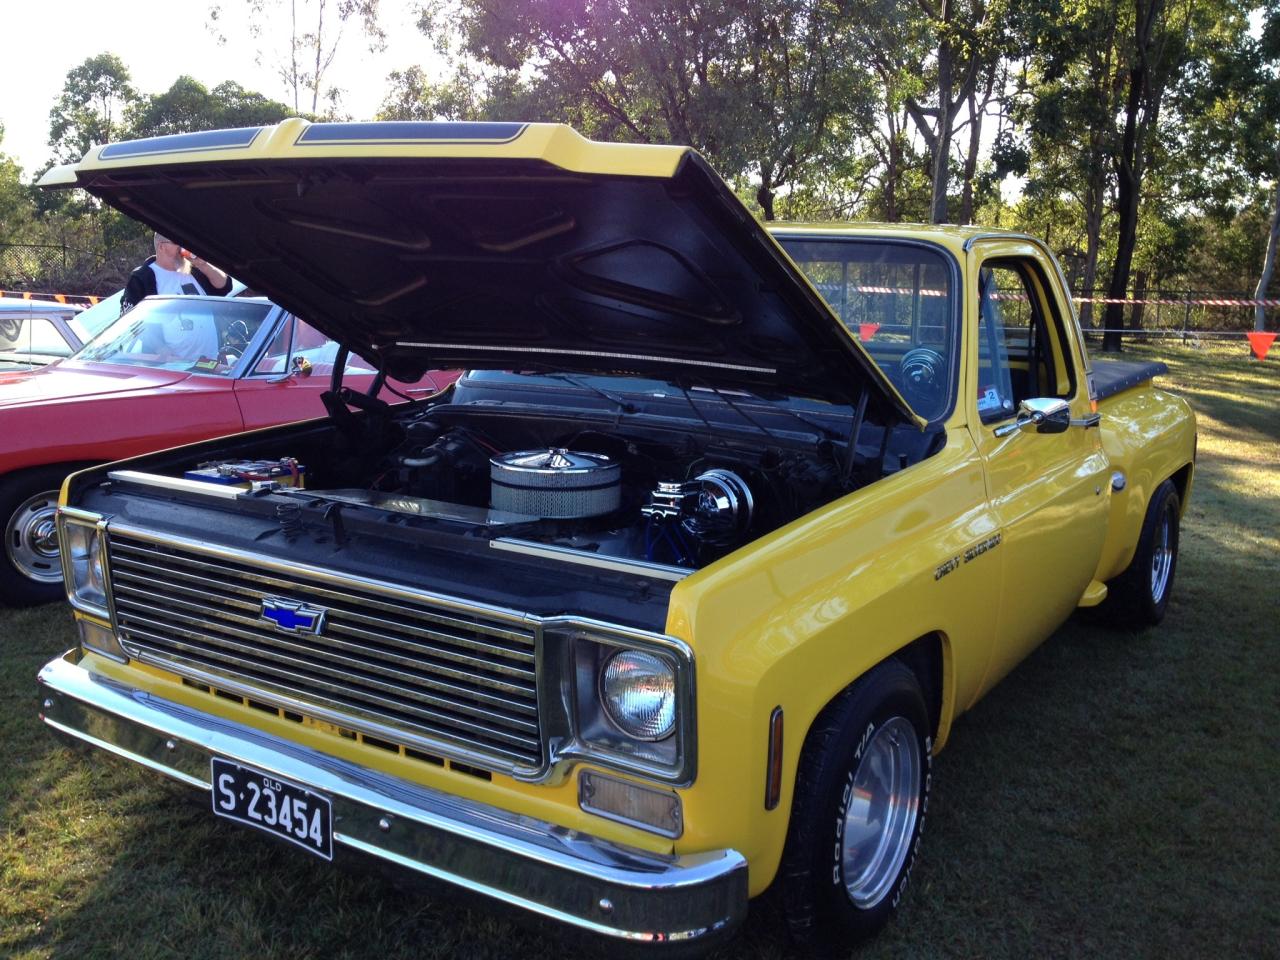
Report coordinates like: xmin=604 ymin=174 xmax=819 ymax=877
xmin=116 ymin=367 xmax=947 ymax=576
xmin=172 ymin=393 xmax=910 ymax=571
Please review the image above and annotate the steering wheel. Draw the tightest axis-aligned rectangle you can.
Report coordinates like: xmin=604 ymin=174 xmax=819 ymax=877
xmin=220 ymin=319 xmax=251 ymax=361
xmin=898 ymin=347 xmax=947 ymax=415
xmin=0 ymin=317 xmax=21 ymax=341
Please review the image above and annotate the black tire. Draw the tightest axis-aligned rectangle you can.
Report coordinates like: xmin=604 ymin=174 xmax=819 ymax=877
xmin=781 ymin=659 xmax=932 ymax=953
xmin=1105 ymin=478 xmax=1181 ymax=627
xmin=0 ymin=466 xmax=75 ymax=607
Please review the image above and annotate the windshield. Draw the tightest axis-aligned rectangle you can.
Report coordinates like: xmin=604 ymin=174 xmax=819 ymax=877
xmin=0 ymin=312 xmax=74 ymax=365
xmin=778 ymin=238 xmax=958 ymax=422
xmin=69 ymin=291 xmax=125 ymax=343
xmin=75 ymin=297 xmax=273 ymax=374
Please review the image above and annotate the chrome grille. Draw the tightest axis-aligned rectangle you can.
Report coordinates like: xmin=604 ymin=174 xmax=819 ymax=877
xmin=105 ymin=530 xmax=543 ymax=770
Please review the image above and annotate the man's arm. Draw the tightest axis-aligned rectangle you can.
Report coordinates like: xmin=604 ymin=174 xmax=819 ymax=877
xmin=191 ymin=257 xmax=232 ymax=296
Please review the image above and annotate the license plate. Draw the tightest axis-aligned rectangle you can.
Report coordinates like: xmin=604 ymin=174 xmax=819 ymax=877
xmin=210 ymin=758 xmax=333 ymax=860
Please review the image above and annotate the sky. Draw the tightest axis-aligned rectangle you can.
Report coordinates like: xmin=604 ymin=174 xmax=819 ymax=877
xmin=0 ymin=0 xmax=443 ymax=180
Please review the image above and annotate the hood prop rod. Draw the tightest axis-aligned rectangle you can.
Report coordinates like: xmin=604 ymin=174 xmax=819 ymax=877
xmin=330 ymin=345 xmax=349 ymax=393
xmin=842 ymin=387 xmax=868 ymax=484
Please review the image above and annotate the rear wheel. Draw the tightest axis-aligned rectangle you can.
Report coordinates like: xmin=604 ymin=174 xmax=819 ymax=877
xmin=0 ymin=467 xmax=74 ymax=606
xmin=781 ymin=660 xmax=932 ymax=952
xmin=1105 ymin=479 xmax=1181 ymax=627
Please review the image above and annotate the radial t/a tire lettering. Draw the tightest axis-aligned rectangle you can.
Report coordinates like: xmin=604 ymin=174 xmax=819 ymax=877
xmin=780 ymin=659 xmax=932 ymax=953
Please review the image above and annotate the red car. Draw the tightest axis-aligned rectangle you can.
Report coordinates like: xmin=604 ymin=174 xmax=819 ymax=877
xmin=0 ymin=293 xmax=452 ymax=605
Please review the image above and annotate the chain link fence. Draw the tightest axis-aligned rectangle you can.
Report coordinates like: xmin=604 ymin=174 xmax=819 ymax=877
xmin=0 ymin=239 xmax=152 ymax=298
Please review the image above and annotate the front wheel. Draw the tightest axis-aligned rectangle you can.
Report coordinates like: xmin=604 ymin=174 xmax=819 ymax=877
xmin=781 ymin=659 xmax=932 ymax=952
xmin=0 ymin=467 xmax=74 ymax=606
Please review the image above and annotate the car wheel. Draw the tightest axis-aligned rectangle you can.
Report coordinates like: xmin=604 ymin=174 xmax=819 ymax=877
xmin=1106 ymin=478 xmax=1181 ymax=627
xmin=0 ymin=467 xmax=74 ymax=606
xmin=781 ymin=659 xmax=932 ymax=951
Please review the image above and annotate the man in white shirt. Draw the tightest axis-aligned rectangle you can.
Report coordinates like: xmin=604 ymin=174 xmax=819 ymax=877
xmin=120 ymin=233 xmax=232 ymax=313
xmin=121 ymin=233 xmax=232 ymax=361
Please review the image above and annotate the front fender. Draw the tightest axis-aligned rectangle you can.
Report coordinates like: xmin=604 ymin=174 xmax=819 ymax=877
xmin=664 ymin=429 xmax=995 ymax=895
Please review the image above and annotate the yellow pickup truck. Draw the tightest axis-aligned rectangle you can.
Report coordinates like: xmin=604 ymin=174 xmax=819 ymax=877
xmin=35 ymin=121 xmax=1195 ymax=952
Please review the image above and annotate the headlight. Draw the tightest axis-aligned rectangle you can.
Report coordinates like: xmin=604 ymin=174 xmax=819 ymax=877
xmin=600 ymin=650 xmax=677 ymax=741
xmin=59 ymin=510 xmax=109 ymax=615
xmin=560 ymin=627 xmax=694 ymax=784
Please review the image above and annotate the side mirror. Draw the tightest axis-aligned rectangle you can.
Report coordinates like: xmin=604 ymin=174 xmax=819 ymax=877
xmin=267 ymin=355 xmax=313 ymax=384
xmin=994 ymin=397 xmax=1071 ymax=437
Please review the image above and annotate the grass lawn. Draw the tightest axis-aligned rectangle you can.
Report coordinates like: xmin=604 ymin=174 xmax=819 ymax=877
xmin=1 ymin=341 xmax=1276 ymax=960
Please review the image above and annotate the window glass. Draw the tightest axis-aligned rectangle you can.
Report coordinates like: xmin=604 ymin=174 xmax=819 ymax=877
xmin=75 ymin=298 xmax=272 ymax=374
xmin=779 ymin=238 xmax=956 ymax=421
xmin=253 ymin=315 xmax=295 ymax=374
xmin=70 ymin=292 xmax=125 ymax=343
xmin=250 ymin=317 xmax=375 ymax=377
xmin=0 ymin=316 xmax=72 ymax=357
xmin=976 ymin=260 xmax=1073 ymax=422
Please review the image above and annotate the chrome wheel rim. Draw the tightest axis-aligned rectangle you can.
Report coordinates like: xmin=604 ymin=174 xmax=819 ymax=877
xmin=841 ymin=716 xmax=921 ymax=908
xmin=5 ymin=489 xmax=63 ymax=583
xmin=1150 ymin=506 xmax=1174 ymax=604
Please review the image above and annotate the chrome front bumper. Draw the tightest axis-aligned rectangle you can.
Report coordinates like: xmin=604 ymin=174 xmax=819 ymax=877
xmin=37 ymin=652 xmax=748 ymax=945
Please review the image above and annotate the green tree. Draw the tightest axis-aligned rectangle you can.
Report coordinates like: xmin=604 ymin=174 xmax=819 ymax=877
xmin=427 ymin=0 xmax=877 ymax=220
xmin=1014 ymin=0 xmax=1126 ymax=327
xmin=47 ymin=53 xmax=138 ymax=164
xmin=222 ymin=0 xmax=385 ymax=115
xmin=1182 ymin=2 xmax=1280 ymax=330
xmin=0 ymin=125 xmax=39 ymax=257
xmin=128 ymin=77 xmax=294 ymax=139
xmin=897 ymin=0 xmax=1009 ymax=223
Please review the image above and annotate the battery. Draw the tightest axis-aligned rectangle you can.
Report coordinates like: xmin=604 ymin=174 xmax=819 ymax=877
xmin=184 ymin=458 xmax=306 ymax=489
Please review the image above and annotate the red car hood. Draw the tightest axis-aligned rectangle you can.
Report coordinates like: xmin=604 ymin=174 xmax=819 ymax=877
xmin=0 ymin=361 xmax=193 ymax=408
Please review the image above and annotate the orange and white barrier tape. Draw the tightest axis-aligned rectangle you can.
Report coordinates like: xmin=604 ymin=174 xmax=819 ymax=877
xmin=846 ymin=285 xmax=1280 ymax=307
xmin=0 ymin=289 xmax=102 ymax=306
xmin=1076 ymin=295 xmax=1280 ymax=307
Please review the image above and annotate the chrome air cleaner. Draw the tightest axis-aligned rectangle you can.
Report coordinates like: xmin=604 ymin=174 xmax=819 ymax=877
xmin=490 ymin=449 xmax=621 ymax=519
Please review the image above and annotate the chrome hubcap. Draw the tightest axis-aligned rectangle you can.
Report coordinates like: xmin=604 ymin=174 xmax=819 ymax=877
xmin=841 ymin=716 xmax=921 ymax=908
xmin=1150 ymin=507 xmax=1173 ymax=603
xmin=5 ymin=489 xmax=63 ymax=583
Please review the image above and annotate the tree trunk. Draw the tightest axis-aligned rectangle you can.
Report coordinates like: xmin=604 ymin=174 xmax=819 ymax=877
xmin=884 ymin=113 xmax=901 ymax=222
xmin=1103 ymin=0 xmax=1164 ymax=353
xmin=929 ymin=7 xmax=955 ymax=225
xmin=1130 ymin=269 xmax=1148 ymax=332
xmin=290 ymin=0 xmax=301 ymax=113
xmin=1254 ymin=159 xmax=1280 ymax=332
xmin=756 ymin=183 xmax=776 ymax=221
xmin=1102 ymin=75 xmax=1144 ymax=352
xmin=959 ymin=88 xmax=983 ymax=224
xmin=1078 ymin=160 xmax=1107 ymax=329
xmin=930 ymin=93 xmax=953 ymax=222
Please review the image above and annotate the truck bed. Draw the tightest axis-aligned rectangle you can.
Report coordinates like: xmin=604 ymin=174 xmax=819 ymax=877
xmin=1092 ymin=358 xmax=1168 ymax=401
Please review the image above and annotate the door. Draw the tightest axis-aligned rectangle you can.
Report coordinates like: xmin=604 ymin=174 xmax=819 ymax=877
xmin=233 ymin=316 xmax=382 ymax=429
xmin=235 ymin=315 xmax=458 ymax=430
xmin=967 ymin=242 xmax=1111 ymax=694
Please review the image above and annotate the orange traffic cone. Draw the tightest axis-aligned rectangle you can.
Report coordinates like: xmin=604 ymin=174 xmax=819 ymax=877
xmin=1246 ymin=331 xmax=1277 ymax=360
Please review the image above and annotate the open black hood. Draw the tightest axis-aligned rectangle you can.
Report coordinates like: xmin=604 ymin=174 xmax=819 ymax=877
xmin=42 ymin=120 xmax=919 ymax=424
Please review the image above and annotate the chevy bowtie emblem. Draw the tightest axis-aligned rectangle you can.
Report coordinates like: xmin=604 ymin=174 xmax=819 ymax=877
xmin=260 ymin=598 xmax=326 ymax=634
